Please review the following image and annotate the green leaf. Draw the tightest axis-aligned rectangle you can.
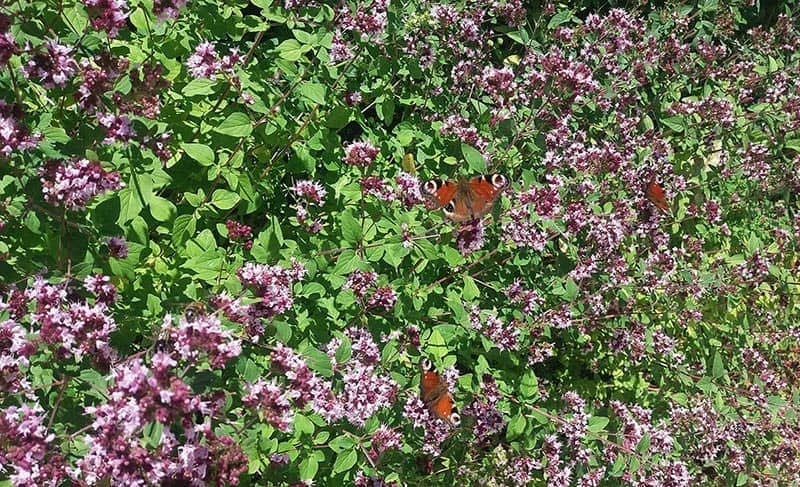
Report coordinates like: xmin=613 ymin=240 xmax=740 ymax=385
xmin=211 ymin=189 xmax=241 ymax=210
xmin=636 ymin=433 xmax=651 ymax=454
xmin=548 ymin=9 xmax=573 ymax=29
xmin=711 ymin=350 xmax=725 ymax=379
xmin=294 ymin=414 xmax=315 ymax=436
xmin=461 ymin=143 xmax=486 ymax=172
xmin=299 ymin=81 xmax=327 ymax=104
xmin=332 ymin=250 xmax=361 ymax=275
xmin=149 ymin=195 xmax=176 ymax=222
xmin=506 ymin=414 xmax=526 ymax=440
xmin=117 ymin=188 xmax=144 ymax=224
xmin=519 ymin=371 xmax=539 ymax=399
xmin=214 ymin=112 xmax=252 ymax=137
xmin=462 ymin=275 xmax=480 ymax=300
xmin=182 ymin=143 xmax=215 ymax=166
xmin=182 ymin=78 xmax=218 ymax=96
xmin=587 ymin=416 xmax=609 ymax=433
xmin=378 ymin=98 xmax=395 ymax=125
xmin=298 ymin=454 xmax=319 ymax=480
xmin=329 ymin=434 xmax=355 ymax=453
xmin=277 ymin=39 xmax=310 ymax=61
xmin=332 ymin=449 xmax=357 ymax=474
xmin=661 ymin=116 xmax=685 ymax=132
xmin=335 ymin=335 xmax=352 ymax=364
xmin=340 ymin=210 xmax=362 ymax=244
xmin=172 ymin=214 xmax=196 ymax=246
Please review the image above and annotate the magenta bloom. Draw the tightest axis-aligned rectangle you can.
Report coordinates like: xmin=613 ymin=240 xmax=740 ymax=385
xmin=106 ymin=236 xmax=128 ymax=258
xmin=97 ymin=112 xmax=135 ymax=144
xmin=23 ymin=40 xmax=77 ymax=88
xmin=152 ymin=0 xmax=188 ymax=20
xmin=186 ymin=41 xmax=219 ymax=78
xmin=0 ymin=101 xmax=40 ymax=155
xmin=40 ymin=159 xmax=122 ymax=210
xmin=290 ymin=179 xmax=327 ymax=205
xmin=83 ymin=0 xmax=129 ymax=38
xmin=455 ymin=219 xmax=485 ymax=255
xmin=343 ymin=141 xmax=379 ymax=167
xmin=0 ymin=31 xmax=17 ymax=65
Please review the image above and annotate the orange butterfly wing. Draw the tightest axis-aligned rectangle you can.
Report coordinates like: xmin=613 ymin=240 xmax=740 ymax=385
xmin=422 ymin=180 xmax=458 ymax=208
xmin=420 ymin=364 xmax=459 ymax=425
xmin=645 ymin=181 xmax=669 ymax=211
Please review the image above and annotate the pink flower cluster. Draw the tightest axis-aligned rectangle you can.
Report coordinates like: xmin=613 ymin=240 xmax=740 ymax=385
xmin=25 ymin=276 xmax=118 ymax=366
xmin=83 ymin=0 xmax=129 ymax=38
xmin=22 ymin=40 xmax=77 ymax=88
xmin=343 ymin=141 xmax=380 ymax=167
xmin=344 ymin=269 xmax=397 ymax=311
xmin=469 ymin=305 xmax=519 ymax=350
xmin=0 ymin=101 xmax=41 ymax=155
xmin=162 ymin=309 xmax=242 ymax=369
xmin=40 ymin=158 xmax=123 ymax=210
xmin=73 ymin=357 xmax=247 ymax=485
xmin=186 ymin=41 xmax=240 ymax=79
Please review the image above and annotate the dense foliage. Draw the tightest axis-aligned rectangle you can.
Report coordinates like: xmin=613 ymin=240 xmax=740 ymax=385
xmin=1 ymin=0 xmax=799 ymax=485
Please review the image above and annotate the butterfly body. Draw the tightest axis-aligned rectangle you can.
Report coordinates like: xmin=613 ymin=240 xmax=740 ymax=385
xmin=645 ymin=181 xmax=669 ymax=212
xmin=422 ymin=175 xmax=509 ymax=223
xmin=419 ymin=358 xmax=460 ymax=426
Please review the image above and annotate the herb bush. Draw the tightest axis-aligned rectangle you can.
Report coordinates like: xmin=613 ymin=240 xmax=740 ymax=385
xmin=1 ymin=0 xmax=799 ymax=485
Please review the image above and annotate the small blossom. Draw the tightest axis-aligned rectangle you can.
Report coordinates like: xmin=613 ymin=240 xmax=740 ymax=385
xmin=0 ymin=31 xmax=18 ymax=65
xmin=186 ymin=41 xmax=219 ymax=78
xmin=106 ymin=236 xmax=128 ymax=258
xmin=290 ymin=180 xmax=327 ymax=205
xmin=360 ymin=176 xmax=396 ymax=202
xmin=40 ymin=159 xmax=122 ymax=210
xmin=455 ymin=220 xmax=485 ymax=255
xmin=343 ymin=141 xmax=379 ymax=167
xmin=396 ymin=173 xmax=424 ymax=207
xmin=23 ymin=40 xmax=77 ymax=88
xmin=83 ymin=0 xmax=129 ymax=38
xmin=153 ymin=0 xmax=188 ymax=20
xmin=0 ymin=101 xmax=41 ymax=155
xmin=97 ymin=112 xmax=135 ymax=144
xmin=242 ymin=379 xmax=295 ymax=432
xmin=366 ymin=286 xmax=397 ymax=311
xmin=344 ymin=269 xmax=378 ymax=298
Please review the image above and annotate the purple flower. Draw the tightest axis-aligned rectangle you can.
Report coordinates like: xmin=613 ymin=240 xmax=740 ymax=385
xmin=235 ymin=261 xmax=306 ymax=335
xmin=97 ymin=112 xmax=135 ymax=144
xmin=84 ymin=274 xmax=117 ymax=304
xmin=0 ymin=101 xmax=41 ymax=155
xmin=344 ymin=327 xmax=380 ymax=365
xmin=106 ymin=236 xmax=128 ymax=258
xmin=329 ymin=30 xmax=353 ymax=63
xmin=0 ymin=402 xmax=67 ymax=485
xmin=225 ymin=220 xmax=253 ymax=247
xmin=0 ymin=31 xmax=18 ymax=65
xmin=40 ymin=158 xmax=122 ymax=210
xmin=290 ymin=179 xmax=327 ymax=205
xmin=186 ymin=41 xmax=219 ymax=78
xmin=76 ymin=60 xmax=113 ymax=111
xmin=0 ymin=319 xmax=36 ymax=394
xmin=704 ymin=199 xmax=721 ymax=223
xmin=23 ymin=40 xmax=77 ymax=88
xmin=360 ymin=176 xmax=396 ymax=202
xmin=368 ymin=425 xmax=403 ymax=461
xmin=83 ymin=0 xmax=129 ymax=38
xmin=270 ymin=343 xmax=344 ymax=422
xmin=341 ymin=362 xmax=398 ymax=426
xmin=367 ymin=286 xmax=397 ymax=311
xmin=242 ymin=379 xmax=295 ymax=432
xmin=469 ymin=306 xmax=519 ymax=350
xmin=343 ymin=141 xmax=379 ymax=167
xmin=455 ymin=219 xmax=485 ymax=255
xmin=165 ymin=309 xmax=242 ymax=368
xmin=152 ymin=0 xmax=188 ymax=20
xmin=344 ymin=269 xmax=378 ymax=298
xmin=506 ymin=279 xmax=543 ymax=315
xmin=25 ymin=277 xmax=118 ymax=364
xmin=396 ymin=172 xmax=424 ymax=208
xmin=344 ymin=91 xmax=362 ymax=106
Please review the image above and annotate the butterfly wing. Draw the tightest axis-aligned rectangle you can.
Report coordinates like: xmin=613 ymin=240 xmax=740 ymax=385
xmin=421 ymin=180 xmax=458 ymax=208
xmin=645 ymin=181 xmax=669 ymax=211
xmin=422 ymin=175 xmax=508 ymax=223
xmin=463 ymin=175 xmax=509 ymax=218
xmin=420 ymin=360 xmax=461 ymax=426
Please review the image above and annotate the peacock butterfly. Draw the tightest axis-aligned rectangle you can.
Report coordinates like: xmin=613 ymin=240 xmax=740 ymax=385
xmin=421 ymin=175 xmax=509 ymax=223
xmin=419 ymin=358 xmax=460 ymax=426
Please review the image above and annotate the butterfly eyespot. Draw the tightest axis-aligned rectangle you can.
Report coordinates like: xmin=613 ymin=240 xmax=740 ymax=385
xmin=450 ymin=412 xmax=461 ymax=427
xmin=422 ymin=180 xmax=440 ymax=194
xmin=443 ymin=202 xmax=456 ymax=213
xmin=491 ymin=174 xmax=508 ymax=188
xmin=421 ymin=358 xmax=433 ymax=371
